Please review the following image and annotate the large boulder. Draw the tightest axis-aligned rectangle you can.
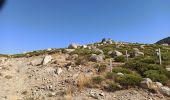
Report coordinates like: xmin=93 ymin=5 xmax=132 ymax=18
xmin=68 ymin=43 xmax=79 ymax=49
xmin=92 ymin=48 xmax=103 ymax=54
xmin=112 ymin=50 xmax=123 ymax=57
xmin=166 ymin=66 xmax=170 ymax=71
xmin=166 ymin=68 xmax=170 ymax=71
xmin=43 ymin=55 xmax=52 ymax=65
xmin=159 ymin=86 xmax=170 ymax=96
xmin=133 ymin=48 xmax=144 ymax=57
xmin=154 ymin=82 xmax=163 ymax=88
xmin=107 ymin=39 xmax=113 ymax=44
xmin=140 ymin=78 xmax=153 ymax=89
xmin=82 ymin=45 xmax=87 ymax=49
xmin=90 ymin=54 xmax=103 ymax=62
xmin=30 ymin=57 xmax=44 ymax=66
xmin=64 ymin=49 xmax=75 ymax=53
xmin=140 ymin=45 xmax=145 ymax=49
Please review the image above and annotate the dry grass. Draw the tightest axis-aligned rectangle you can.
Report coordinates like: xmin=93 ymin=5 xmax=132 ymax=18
xmin=64 ymin=93 xmax=72 ymax=100
xmin=64 ymin=86 xmax=73 ymax=100
xmin=5 ymin=75 xmax=12 ymax=79
xmin=77 ymin=73 xmax=91 ymax=91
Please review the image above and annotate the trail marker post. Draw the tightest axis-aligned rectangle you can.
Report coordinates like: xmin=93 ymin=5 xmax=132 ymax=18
xmin=126 ymin=50 xmax=129 ymax=61
xmin=109 ymin=58 xmax=113 ymax=72
xmin=156 ymin=48 xmax=162 ymax=65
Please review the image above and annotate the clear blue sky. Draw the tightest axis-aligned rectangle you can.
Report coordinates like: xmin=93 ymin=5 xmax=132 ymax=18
xmin=0 ymin=0 xmax=170 ymax=54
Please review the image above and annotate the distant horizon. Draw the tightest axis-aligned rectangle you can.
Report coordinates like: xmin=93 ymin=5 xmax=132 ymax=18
xmin=0 ymin=37 xmax=167 ymax=55
xmin=1 ymin=0 xmax=170 ymax=54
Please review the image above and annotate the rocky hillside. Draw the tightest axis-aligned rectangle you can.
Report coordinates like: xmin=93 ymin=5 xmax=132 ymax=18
xmin=156 ymin=37 xmax=170 ymax=45
xmin=1 ymin=38 xmax=170 ymax=100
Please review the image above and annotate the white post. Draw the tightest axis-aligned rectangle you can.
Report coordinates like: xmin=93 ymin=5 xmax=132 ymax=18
xmin=126 ymin=50 xmax=129 ymax=61
xmin=110 ymin=58 xmax=112 ymax=72
xmin=158 ymin=48 xmax=162 ymax=65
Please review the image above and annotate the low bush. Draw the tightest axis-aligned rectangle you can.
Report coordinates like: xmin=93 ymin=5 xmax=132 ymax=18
xmin=114 ymin=56 xmax=126 ymax=62
xmin=106 ymin=72 xmax=115 ymax=79
xmin=112 ymin=67 xmax=132 ymax=74
xmin=140 ymin=56 xmax=157 ymax=64
xmin=144 ymin=70 xmax=169 ymax=84
xmin=117 ymin=74 xmax=142 ymax=87
xmin=125 ymin=60 xmax=168 ymax=76
xmin=73 ymin=49 xmax=92 ymax=56
xmin=75 ymin=56 xmax=87 ymax=65
xmin=92 ymin=76 xmax=103 ymax=84
xmin=106 ymin=83 xmax=119 ymax=92
xmin=96 ymin=64 xmax=107 ymax=73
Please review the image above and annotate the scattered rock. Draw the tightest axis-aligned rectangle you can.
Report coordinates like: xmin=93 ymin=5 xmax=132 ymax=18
xmin=89 ymin=90 xmax=105 ymax=99
xmin=133 ymin=48 xmax=140 ymax=52
xmin=89 ymin=54 xmax=103 ymax=62
xmin=112 ymin=50 xmax=123 ymax=57
xmin=154 ymin=82 xmax=163 ymax=88
xmin=133 ymin=48 xmax=144 ymax=57
xmin=140 ymin=78 xmax=153 ymax=89
xmin=0 ymin=57 xmax=7 ymax=65
xmin=161 ymin=43 xmax=169 ymax=46
xmin=48 ymin=92 xmax=56 ymax=97
xmin=30 ymin=57 xmax=43 ymax=66
xmin=107 ymin=39 xmax=113 ymax=44
xmin=108 ymin=50 xmax=113 ymax=55
xmin=4 ymin=75 xmax=12 ymax=79
xmin=64 ymin=49 xmax=75 ymax=53
xmin=92 ymin=48 xmax=103 ymax=54
xmin=82 ymin=45 xmax=87 ymax=49
xmin=159 ymin=86 xmax=170 ymax=96
xmin=117 ymin=72 xmax=124 ymax=76
xmin=54 ymin=68 xmax=63 ymax=75
xmin=68 ymin=43 xmax=79 ymax=49
xmin=47 ymin=48 xmax=52 ymax=51
xmin=166 ymin=68 xmax=170 ymax=72
xmin=43 ymin=55 xmax=52 ymax=65
xmin=140 ymin=45 xmax=145 ymax=49
xmin=73 ymin=73 xmax=79 ymax=79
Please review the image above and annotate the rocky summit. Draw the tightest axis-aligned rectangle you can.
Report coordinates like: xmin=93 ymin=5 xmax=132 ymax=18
xmin=1 ymin=39 xmax=170 ymax=100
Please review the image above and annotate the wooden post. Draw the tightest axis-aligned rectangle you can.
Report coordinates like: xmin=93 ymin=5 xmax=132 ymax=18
xmin=158 ymin=48 xmax=162 ymax=65
xmin=126 ymin=50 xmax=129 ymax=61
xmin=109 ymin=58 xmax=112 ymax=72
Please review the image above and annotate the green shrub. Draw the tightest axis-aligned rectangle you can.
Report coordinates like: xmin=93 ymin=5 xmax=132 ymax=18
xmin=112 ymin=67 xmax=132 ymax=74
xmin=114 ymin=56 xmax=126 ymax=62
xmin=101 ymin=38 xmax=106 ymax=43
xmin=162 ymin=52 xmax=170 ymax=61
xmin=140 ymin=56 xmax=157 ymax=64
xmin=144 ymin=70 xmax=168 ymax=84
xmin=117 ymin=74 xmax=142 ymax=86
xmin=97 ymin=64 xmax=107 ymax=73
xmin=106 ymin=72 xmax=115 ymax=79
xmin=125 ymin=60 xmax=168 ymax=76
xmin=75 ymin=57 xmax=87 ymax=65
xmin=92 ymin=76 xmax=103 ymax=84
xmin=106 ymin=83 xmax=119 ymax=92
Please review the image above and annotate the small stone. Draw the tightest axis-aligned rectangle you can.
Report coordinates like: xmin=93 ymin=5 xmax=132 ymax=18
xmin=55 ymin=68 xmax=63 ymax=75
xmin=43 ymin=55 xmax=52 ymax=65
xmin=117 ymin=72 xmax=124 ymax=76
xmin=99 ymin=92 xmax=105 ymax=97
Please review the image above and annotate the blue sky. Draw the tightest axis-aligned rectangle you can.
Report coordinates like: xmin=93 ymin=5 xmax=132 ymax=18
xmin=0 ymin=0 xmax=170 ymax=54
